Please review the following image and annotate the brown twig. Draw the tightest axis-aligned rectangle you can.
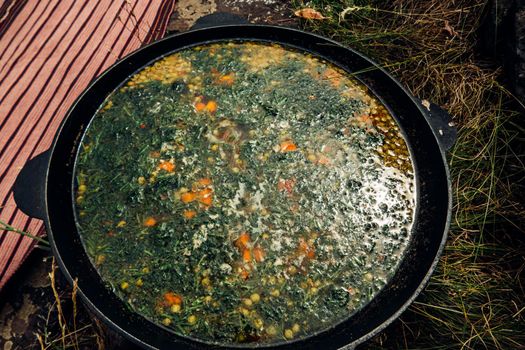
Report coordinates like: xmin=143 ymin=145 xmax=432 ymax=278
xmin=49 ymin=257 xmax=67 ymax=349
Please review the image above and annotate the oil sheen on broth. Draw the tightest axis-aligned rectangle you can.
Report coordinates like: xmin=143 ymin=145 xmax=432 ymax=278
xmin=75 ymin=42 xmax=415 ymax=345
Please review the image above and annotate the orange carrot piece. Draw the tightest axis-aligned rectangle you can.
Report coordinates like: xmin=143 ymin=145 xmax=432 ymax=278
xmin=183 ymin=209 xmax=197 ymax=219
xmin=158 ymin=161 xmax=175 ymax=172
xmin=181 ymin=192 xmax=197 ymax=203
xmin=235 ymin=232 xmax=251 ymax=249
xmin=195 ymin=102 xmax=206 ymax=112
xmin=279 ymin=140 xmax=298 ymax=152
xmin=164 ymin=292 xmax=182 ymax=306
xmin=307 ymin=249 xmax=316 ymax=259
xmin=253 ymin=246 xmax=265 ymax=262
xmin=144 ymin=217 xmax=157 ymax=227
xmin=199 ymin=196 xmax=213 ymax=206
xmin=206 ymin=101 xmax=217 ymax=113
xmin=197 ymin=187 xmax=213 ymax=206
xmin=298 ymin=238 xmax=316 ymax=259
xmin=242 ymin=248 xmax=252 ymax=262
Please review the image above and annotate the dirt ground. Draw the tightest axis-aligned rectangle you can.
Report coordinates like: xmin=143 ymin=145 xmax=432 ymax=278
xmin=167 ymin=0 xmax=298 ymax=31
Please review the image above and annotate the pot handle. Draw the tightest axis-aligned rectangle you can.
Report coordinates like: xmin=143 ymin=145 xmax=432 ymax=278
xmin=417 ymin=99 xmax=457 ymax=152
xmin=190 ymin=12 xmax=249 ymax=30
xmin=12 ymin=150 xmax=50 ymax=220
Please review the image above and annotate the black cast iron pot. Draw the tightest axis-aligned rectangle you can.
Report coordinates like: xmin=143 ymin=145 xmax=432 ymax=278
xmin=13 ymin=15 xmax=456 ymax=350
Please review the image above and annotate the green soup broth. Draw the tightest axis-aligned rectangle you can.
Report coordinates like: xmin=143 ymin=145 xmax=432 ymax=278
xmin=74 ymin=42 xmax=415 ymax=345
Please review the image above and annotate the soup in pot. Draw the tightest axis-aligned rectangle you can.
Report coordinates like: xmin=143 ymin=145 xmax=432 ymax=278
xmin=74 ymin=42 xmax=415 ymax=345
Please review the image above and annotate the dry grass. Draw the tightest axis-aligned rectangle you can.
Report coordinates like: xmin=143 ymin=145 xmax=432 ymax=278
xmin=35 ymin=258 xmax=104 ymax=350
xmin=293 ymin=0 xmax=525 ymax=349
